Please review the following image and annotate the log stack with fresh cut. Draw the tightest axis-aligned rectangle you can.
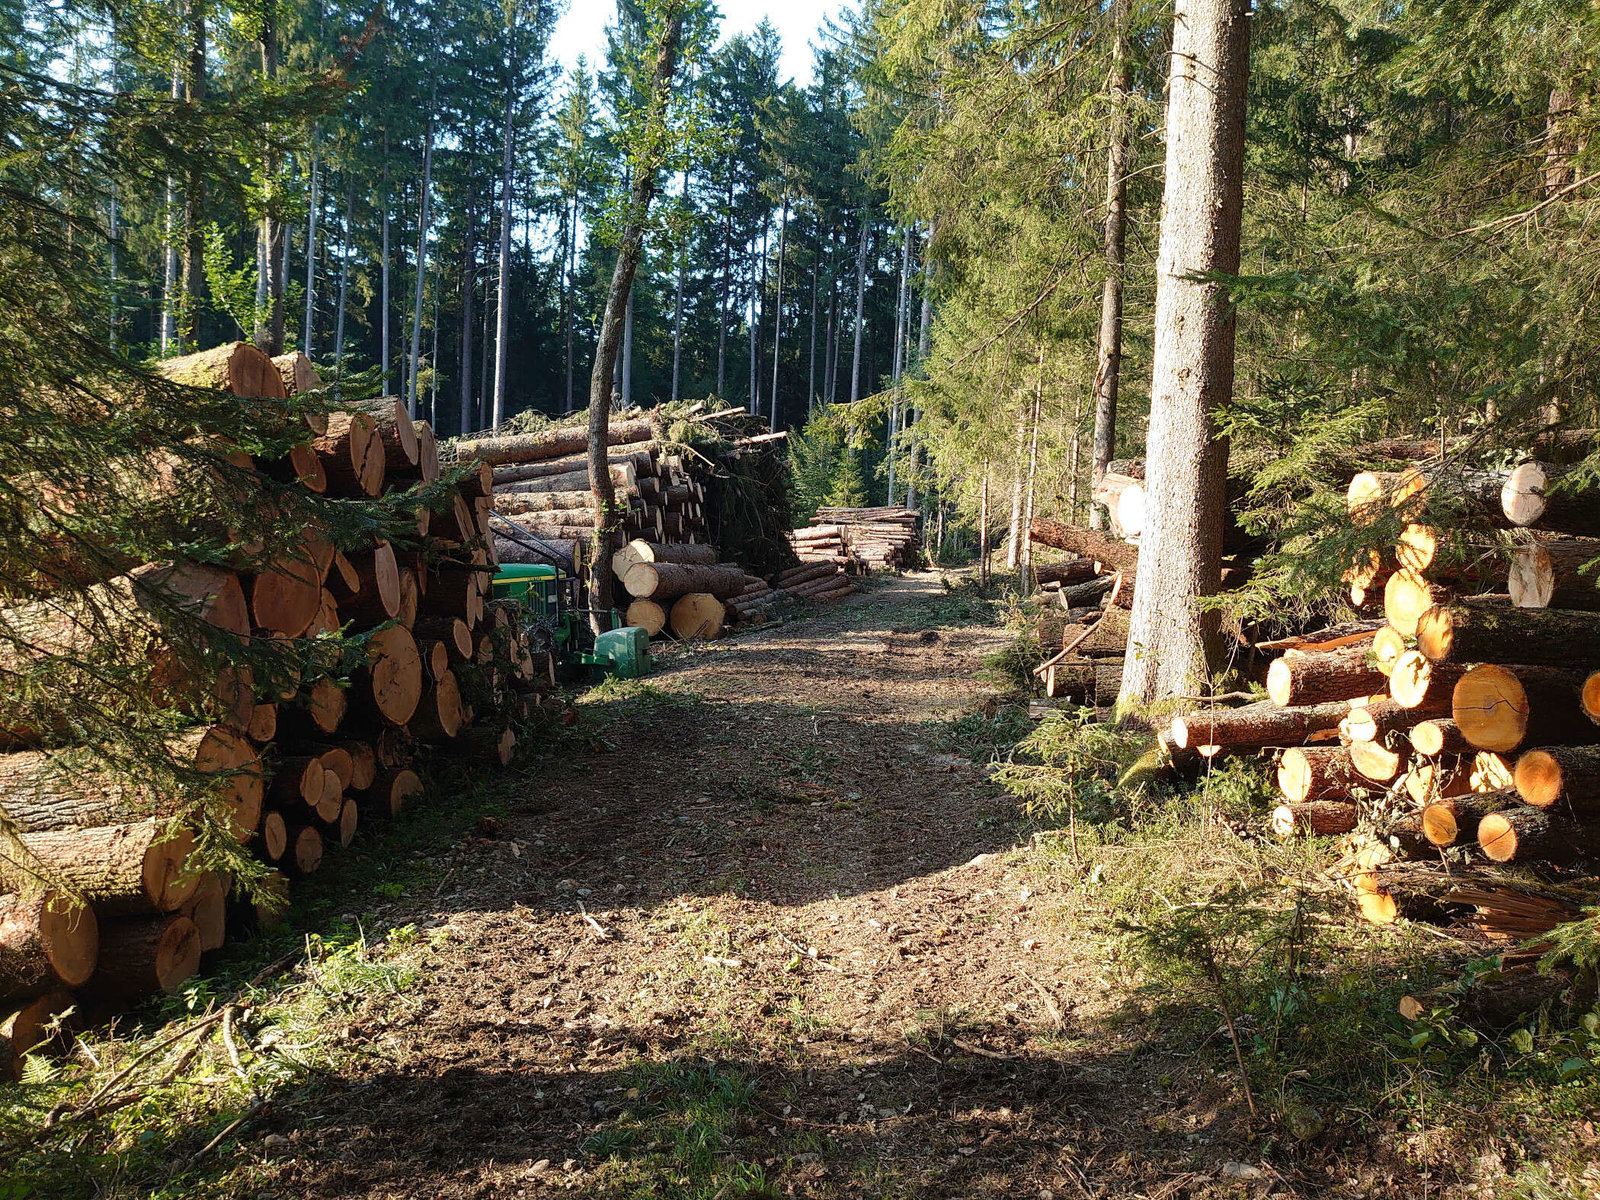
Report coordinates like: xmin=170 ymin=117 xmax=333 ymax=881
xmin=0 ymin=341 xmax=549 ymax=1037
xmin=789 ymin=507 xmax=920 ymax=571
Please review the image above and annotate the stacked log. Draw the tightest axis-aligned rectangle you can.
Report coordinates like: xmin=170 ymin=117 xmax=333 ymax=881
xmin=1180 ymin=439 xmax=1600 ymax=949
xmin=724 ymin=561 xmax=853 ymax=626
xmin=1 ymin=343 xmax=549 ymax=1047
xmin=457 ymin=414 xmax=725 ymax=565
xmin=789 ymin=507 xmax=920 ymax=571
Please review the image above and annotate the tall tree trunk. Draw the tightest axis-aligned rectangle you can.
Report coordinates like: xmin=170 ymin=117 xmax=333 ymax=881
xmin=589 ymin=9 xmax=684 ymax=628
xmin=770 ymin=192 xmax=788 ymax=431
xmin=1090 ymin=0 xmax=1132 ymax=531
xmin=492 ymin=42 xmax=516 ymax=430
xmin=1020 ymin=346 xmax=1044 ymax=572
xmin=1120 ymin=0 xmax=1251 ymax=706
xmin=887 ymin=224 xmax=910 ymax=502
xmin=179 ymin=0 xmax=208 ymax=353
xmin=752 ymin=213 xmax=769 ymax=415
xmin=1005 ymin=389 xmax=1028 ymax=569
xmin=823 ymin=232 xmax=837 ymax=405
xmin=380 ymin=142 xmax=390 ymax=394
xmin=672 ymin=171 xmax=688 ymax=404
xmin=717 ymin=177 xmax=732 ymax=397
xmin=407 ymin=114 xmax=435 ymax=419
xmin=333 ymin=182 xmax=351 ymax=386
xmin=564 ymin=192 xmax=576 ymax=414
xmin=849 ymin=208 xmax=869 ymax=404
xmin=458 ymin=185 xmax=476 ymax=435
xmin=429 ymin=279 xmax=440 ymax=425
xmin=747 ymin=244 xmax=758 ymax=413
xmin=906 ymin=223 xmax=934 ymax=512
xmin=303 ymin=141 xmax=319 ymax=357
xmin=256 ymin=1 xmax=284 ymax=354
xmin=622 ymin=288 xmax=634 ymax=407
xmin=160 ymin=56 xmax=180 ymax=356
xmin=808 ymin=258 xmax=818 ymax=414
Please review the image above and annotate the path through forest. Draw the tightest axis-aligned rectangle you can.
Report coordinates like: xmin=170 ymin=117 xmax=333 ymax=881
xmin=261 ymin=575 xmax=1267 ymax=1198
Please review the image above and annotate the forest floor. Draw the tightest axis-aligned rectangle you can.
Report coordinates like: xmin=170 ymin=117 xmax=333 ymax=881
xmin=8 ymin=572 xmax=1595 ymax=1199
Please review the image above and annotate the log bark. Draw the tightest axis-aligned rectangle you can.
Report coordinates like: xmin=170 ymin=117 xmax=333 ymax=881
xmin=1 ymin=991 xmax=73 ymax=1080
xmin=363 ymin=768 xmax=422 ymax=818
xmin=1251 ymin=621 xmax=1384 ymax=654
xmin=1452 ymin=663 xmax=1598 ymax=753
xmin=1419 ymin=603 xmax=1600 ymax=667
xmin=1388 ymin=651 xmax=1467 ymax=711
xmin=1508 ymin=536 xmax=1600 ymax=609
xmin=1501 ymin=461 xmax=1600 ymax=535
xmin=1266 ymin=645 xmax=1387 ymax=707
xmin=669 ymin=594 xmax=726 ymax=640
xmin=1026 ymin=518 xmax=1138 ymax=573
xmin=412 ymin=670 xmax=463 ymax=741
xmin=412 ymin=616 xmax=473 ymax=661
xmin=1271 ymin=800 xmax=1357 ymax=837
xmin=491 ymin=445 xmax=656 ymax=485
xmin=1341 ymin=693 xmax=1451 ymax=742
xmin=1478 ymin=806 xmax=1600 ymax=863
xmin=627 ymin=600 xmax=668 ymax=637
xmin=1422 ymin=790 xmax=1516 ymax=847
xmin=338 ymin=541 xmax=402 ymax=626
xmin=1404 ymin=757 xmax=1472 ymax=804
xmin=1170 ymin=699 xmax=1351 ymax=754
xmin=1410 ymin=718 xmax=1472 ymax=757
xmin=159 ymin=341 xmax=285 ymax=399
xmin=1033 ymin=560 xmax=1099 ymax=588
xmin=0 ymin=821 xmax=195 ymax=915
xmin=352 ymin=396 xmax=419 ymax=470
xmin=314 ymin=411 xmax=385 ymax=497
xmin=90 ymin=914 xmax=201 ymax=996
xmin=1513 ymin=745 xmax=1600 ymax=812
xmin=0 ymin=892 xmax=97 ymax=998
xmin=1075 ymin=607 xmax=1130 ymax=658
xmin=621 ymin=561 xmax=746 ymax=602
xmin=453 ymin=417 xmax=657 ymax=467
xmin=1277 ymin=746 xmax=1365 ymax=803
xmin=180 ymin=871 xmax=226 ymax=951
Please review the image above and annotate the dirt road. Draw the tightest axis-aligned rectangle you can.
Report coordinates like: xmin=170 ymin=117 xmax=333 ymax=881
xmin=263 ymin=575 xmax=1257 ymax=1198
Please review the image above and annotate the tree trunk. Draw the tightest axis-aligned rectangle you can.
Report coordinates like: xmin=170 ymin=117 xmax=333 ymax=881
xmin=1421 ymin=790 xmax=1515 ymax=847
xmin=407 ymin=114 xmax=435 ymax=419
xmin=1005 ymin=394 xmax=1028 ymax=569
xmin=178 ymin=2 xmax=208 ymax=353
xmin=1266 ymin=646 xmax=1387 ymax=707
xmin=492 ymin=37 xmax=516 ymax=430
xmin=303 ymin=141 xmax=319 ymax=357
xmin=1478 ymin=806 xmax=1600 ymax=864
xmin=849 ymin=208 xmax=869 ymax=404
xmin=718 ymin=176 xmax=732 ymax=397
xmin=0 ymin=822 xmax=196 ymax=917
xmin=1452 ymin=663 xmax=1597 ymax=754
xmin=0 ymin=892 xmax=97 ymax=997
xmin=255 ymin=1 xmax=284 ymax=355
xmin=1271 ymin=800 xmax=1358 ymax=837
xmin=587 ymin=11 xmax=684 ymax=629
xmin=160 ymin=54 xmax=181 ymax=355
xmin=1277 ymin=746 xmax=1364 ymax=803
xmin=333 ymin=183 xmax=352 ymax=382
xmin=619 ymin=561 xmax=746 ymax=602
xmin=1089 ymin=0 xmax=1131 ymax=531
xmin=887 ymin=224 xmax=910 ymax=500
xmin=672 ymin=171 xmax=689 ymax=405
xmin=1119 ymin=0 xmax=1251 ymax=706
xmin=1514 ymin=745 xmax=1600 ymax=811
xmin=1027 ymin=517 xmax=1140 ymax=573
xmin=808 ymin=259 xmax=818 ymax=411
xmin=1019 ymin=346 xmax=1045 ymax=572
xmin=1417 ymin=604 xmax=1600 ymax=668
xmin=1170 ymin=699 xmax=1350 ymax=755
xmin=459 ymin=183 xmax=476 ymax=435
xmin=381 ymin=143 xmax=391 ymax=394
xmin=564 ymin=192 xmax=576 ymax=414
xmin=90 ymin=914 xmax=201 ymax=996
xmin=771 ymin=192 xmax=789 ymax=432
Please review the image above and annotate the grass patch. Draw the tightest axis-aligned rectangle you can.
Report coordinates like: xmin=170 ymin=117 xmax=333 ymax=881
xmin=584 ymin=1059 xmax=775 ymax=1199
xmin=931 ymin=703 xmax=1033 ymax=763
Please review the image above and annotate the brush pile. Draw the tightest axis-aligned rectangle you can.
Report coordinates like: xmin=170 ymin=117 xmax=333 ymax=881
xmin=1 ymin=343 xmax=545 ymax=1076
xmin=789 ymin=507 xmax=920 ymax=572
xmin=1167 ymin=441 xmax=1600 ymax=964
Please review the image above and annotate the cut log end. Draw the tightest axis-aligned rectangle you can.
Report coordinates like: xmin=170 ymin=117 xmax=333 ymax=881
xmin=1513 ymin=749 xmax=1564 ymax=808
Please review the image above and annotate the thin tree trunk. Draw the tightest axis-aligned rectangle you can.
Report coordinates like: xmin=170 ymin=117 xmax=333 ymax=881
xmin=492 ymin=35 xmax=516 ymax=429
xmin=622 ymin=288 xmax=634 ymax=407
xmin=160 ymin=55 xmax=180 ymax=356
xmin=672 ymin=171 xmax=688 ymax=404
xmin=752 ymin=213 xmax=768 ymax=415
xmin=459 ymin=184 xmax=476 ymax=435
xmin=906 ymin=223 xmax=934 ymax=512
xmin=717 ymin=178 xmax=731 ymax=397
xmin=303 ymin=141 xmax=319 ymax=357
xmin=1067 ymin=383 xmax=1085 ymax=519
xmin=1005 ymin=390 xmax=1028 ymax=569
xmin=807 ymin=258 xmax=818 ymax=414
xmin=255 ymin=1 xmax=284 ymax=354
xmin=1120 ymin=0 xmax=1251 ymax=705
xmin=179 ymin=1 xmax=208 ymax=353
xmin=1020 ymin=345 xmax=1044 ymax=573
xmin=429 ymin=278 xmax=440 ymax=426
xmin=1090 ymin=0 xmax=1132 ymax=531
xmin=380 ymin=143 xmax=390 ymax=394
xmin=747 ymin=245 xmax=758 ymax=413
xmin=770 ymin=192 xmax=788 ymax=431
xmin=979 ymin=466 xmax=990 ymax=587
xmin=887 ymin=224 xmax=910 ymax=502
xmin=849 ymin=208 xmax=869 ymax=404
xmin=333 ymin=182 xmax=352 ymax=387
xmin=588 ymin=11 xmax=683 ymax=629
xmin=107 ymin=184 xmax=118 ymax=348
xmin=407 ymin=114 xmax=435 ymax=419
xmin=564 ymin=192 xmax=576 ymax=414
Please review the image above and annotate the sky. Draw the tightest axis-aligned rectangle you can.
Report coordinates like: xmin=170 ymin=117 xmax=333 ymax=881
xmin=548 ymin=0 xmax=848 ymax=88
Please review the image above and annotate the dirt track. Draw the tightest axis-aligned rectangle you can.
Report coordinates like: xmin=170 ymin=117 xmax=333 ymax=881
xmin=261 ymin=575 xmax=1262 ymax=1198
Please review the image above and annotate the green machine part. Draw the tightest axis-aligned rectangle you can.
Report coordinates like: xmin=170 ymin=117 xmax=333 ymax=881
xmin=586 ymin=626 xmax=653 ymax=679
xmin=492 ymin=563 xmax=576 ymax=647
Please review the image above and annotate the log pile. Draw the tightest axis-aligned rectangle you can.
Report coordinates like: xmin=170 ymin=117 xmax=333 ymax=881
xmin=613 ymin=540 xmax=853 ymax=639
xmin=789 ymin=507 xmax=920 ymax=572
xmin=453 ymin=412 xmax=713 ymax=563
xmin=1166 ymin=443 xmax=1600 ymax=957
xmin=1 ymin=344 xmax=547 ymax=1071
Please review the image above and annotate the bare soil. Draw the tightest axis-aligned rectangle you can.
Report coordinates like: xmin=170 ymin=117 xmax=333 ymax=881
xmin=254 ymin=575 xmax=1291 ymax=1198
